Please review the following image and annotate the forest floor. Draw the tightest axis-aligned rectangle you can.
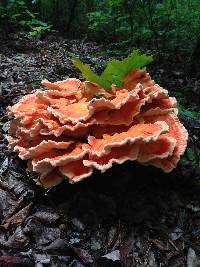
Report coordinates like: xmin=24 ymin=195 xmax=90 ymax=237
xmin=0 ymin=34 xmax=200 ymax=267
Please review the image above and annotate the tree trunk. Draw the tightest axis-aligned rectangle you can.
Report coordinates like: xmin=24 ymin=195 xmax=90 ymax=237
xmin=53 ymin=0 xmax=60 ymax=29
xmin=189 ymin=36 xmax=200 ymax=77
xmin=66 ymin=0 xmax=78 ymax=33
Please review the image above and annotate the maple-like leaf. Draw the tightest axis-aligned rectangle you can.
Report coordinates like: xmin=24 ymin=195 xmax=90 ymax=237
xmin=72 ymin=50 xmax=153 ymax=89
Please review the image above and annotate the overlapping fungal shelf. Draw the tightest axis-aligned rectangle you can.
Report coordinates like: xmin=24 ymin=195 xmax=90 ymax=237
xmin=7 ymin=69 xmax=188 ymax=187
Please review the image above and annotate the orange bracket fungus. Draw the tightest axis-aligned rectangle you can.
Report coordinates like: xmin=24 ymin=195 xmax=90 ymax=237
xmin=7 ymin=50 xmax=188 ymax=187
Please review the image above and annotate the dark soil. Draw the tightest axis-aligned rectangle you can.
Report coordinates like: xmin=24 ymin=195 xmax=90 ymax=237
xmin=0 ymin=34 xmax=200 ymax=267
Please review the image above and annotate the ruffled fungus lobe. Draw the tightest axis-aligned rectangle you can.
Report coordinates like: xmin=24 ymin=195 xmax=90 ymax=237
xmin=7 ymin=70 xmax=188 ymax=187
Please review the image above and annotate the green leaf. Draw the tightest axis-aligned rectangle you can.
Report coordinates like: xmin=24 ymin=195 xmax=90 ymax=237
xmin=177 ymin=102 xmax=200 ymax=118
xmin=72 ymin=50 xmax=153 ymax=89
xmin=72 ymin=56 xmax=103 ymax=86
xmin=94 ymin=92 xmax=101 ymax=98
xmin=29 ymin=31 xmax=38 ymax=36
xmin=26 ymin=10 xmax=36 ymax=18
xmin=31 ymin=80 xmax=41 ymax=86
xmin=18 ymin=1 xmax=26 ymax=6
xmin=19 ymin=20 xmax=27 ymax=26
xmin=186 ymin=147 xmax=197 ymax=162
